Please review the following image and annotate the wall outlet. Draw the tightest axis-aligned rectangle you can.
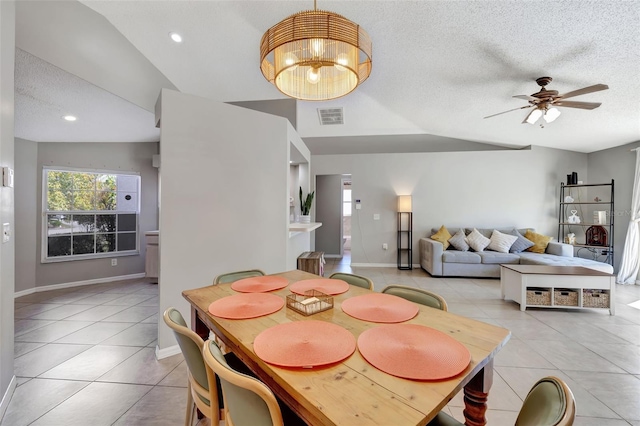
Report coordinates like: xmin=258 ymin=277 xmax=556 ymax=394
xmin=373 ymin=213 xmax=380 ymax=220
xmin=111 ymin=258 xmax=117 ymax=266
xmin=382 ymin=243 xmax=388 ymax=250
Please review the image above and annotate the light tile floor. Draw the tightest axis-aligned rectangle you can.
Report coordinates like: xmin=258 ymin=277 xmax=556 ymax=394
xmin=2 ymin=252 xmax=639 ymax=425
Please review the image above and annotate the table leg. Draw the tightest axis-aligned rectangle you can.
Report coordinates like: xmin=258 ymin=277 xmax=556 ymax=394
xmin=191 ymin=305 xmax=209 ymax=340
xmin=462 ymin=360 xmax=494 ymax=426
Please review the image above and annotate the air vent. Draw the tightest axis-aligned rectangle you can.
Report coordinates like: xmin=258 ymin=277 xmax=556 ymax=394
xmin=318 ymin=108 xmax=344 ymax=125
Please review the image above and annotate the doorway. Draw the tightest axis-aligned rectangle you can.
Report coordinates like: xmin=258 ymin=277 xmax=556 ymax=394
xmin=342 ymin=178 xmax=352 ymax=262
xmin=315 ymin=174 xmax=351 ymax=259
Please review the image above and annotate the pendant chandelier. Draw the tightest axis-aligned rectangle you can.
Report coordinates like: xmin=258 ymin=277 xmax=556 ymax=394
xmin=260 ymin=0 xmax=372 ymax=101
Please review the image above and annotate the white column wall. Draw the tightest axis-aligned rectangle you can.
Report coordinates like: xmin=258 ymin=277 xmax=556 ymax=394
xmin=0 ymin=0 xmax=16 ymax=414
xmin=157 ymin=90 xmax=292 ymax=350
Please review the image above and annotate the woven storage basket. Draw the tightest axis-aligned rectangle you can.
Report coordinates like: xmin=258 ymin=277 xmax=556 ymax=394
xmin=583 ymin=290 xmax=610 ymax=308
xmin=526 ymin=288 xmax=551 ymax=306
xmin=554 ymin=289 xmax=578 ymax=307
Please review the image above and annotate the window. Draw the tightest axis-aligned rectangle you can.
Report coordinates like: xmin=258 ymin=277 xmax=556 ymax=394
xmin=43 ymin=168 xmax=140 ymax=262
xmin=343 ymin=188 xmax=352 ymax=216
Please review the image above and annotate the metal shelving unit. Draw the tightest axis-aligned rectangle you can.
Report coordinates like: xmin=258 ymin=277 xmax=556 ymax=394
xmin=397 ymin=212 xmax=412 ymax=270
xmin=558 ymin=179 xmax=614 ymax=267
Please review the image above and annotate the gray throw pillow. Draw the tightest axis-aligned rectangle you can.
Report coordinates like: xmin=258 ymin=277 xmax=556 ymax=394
xmin=507 ymin=229 xmax=535 ymax=253
xmin=448 ymin=229 xmax=469 ymax=251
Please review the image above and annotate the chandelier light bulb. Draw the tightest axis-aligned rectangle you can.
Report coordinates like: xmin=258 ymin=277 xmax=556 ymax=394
xmin=335 ymin=53 xmax=349 ymax=71
xmin=310 ymin=38 xmax=324 ymax=56
xmin=307 ymin=67 xmax=321 ymax=84
xmin=283 ymin=53 xmax=299 ymax=71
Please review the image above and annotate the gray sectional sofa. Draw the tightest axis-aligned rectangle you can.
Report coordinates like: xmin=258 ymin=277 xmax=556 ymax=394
xmin=420 ymin=227 xmax=614 ymax=278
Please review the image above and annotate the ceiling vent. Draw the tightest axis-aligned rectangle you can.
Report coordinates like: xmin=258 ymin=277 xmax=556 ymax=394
xmin=318 ymin=108 xmax=344 ymax=125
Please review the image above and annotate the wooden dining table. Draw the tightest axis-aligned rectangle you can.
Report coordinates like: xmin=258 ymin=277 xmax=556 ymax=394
xmin=183 ymin=270 xmax=511 ymax=426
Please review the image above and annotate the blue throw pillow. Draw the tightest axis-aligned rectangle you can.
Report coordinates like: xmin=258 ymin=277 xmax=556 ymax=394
xmin=507 ymin=229 xmax=535 ymax=253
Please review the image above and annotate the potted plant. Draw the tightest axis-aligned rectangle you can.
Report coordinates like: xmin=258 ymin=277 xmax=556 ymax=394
xmin=299 ymin=186 xmax=314 ymax=223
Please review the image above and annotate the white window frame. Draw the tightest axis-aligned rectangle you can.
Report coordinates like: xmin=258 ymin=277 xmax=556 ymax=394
xmin=41 ymin=166 xmax=141 ymax=263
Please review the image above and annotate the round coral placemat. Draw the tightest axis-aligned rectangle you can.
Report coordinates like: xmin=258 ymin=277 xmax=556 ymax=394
xmin=208 ymin=293 xmax=284 ymax=319
xmin=341 ymin=293 xmax=419 ymax=323
xmin=357 ymin=324 xmax=471 ymax=380
xmin=231 ymin=276 xmax=289 ymax=293
xmin=289 ymin=279 xmax=349 ymax=295
xmin=253 ymin=320 xmax=356 ymax=368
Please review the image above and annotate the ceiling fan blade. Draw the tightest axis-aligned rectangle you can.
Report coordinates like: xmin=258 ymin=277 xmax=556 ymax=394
xmin=558 ymin=84 xmax=609 ymax=99
xmin=513 ymin=95 xmax=538 ymax=102
xmin=484 ymin=105 xmax=533 ymax=119
xmin=553 ymin=100 xmax=602 ymax=110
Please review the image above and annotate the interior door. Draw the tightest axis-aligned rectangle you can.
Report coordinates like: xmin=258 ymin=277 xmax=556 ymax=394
xmin=315 ymin=175 xmax=343 ymax=257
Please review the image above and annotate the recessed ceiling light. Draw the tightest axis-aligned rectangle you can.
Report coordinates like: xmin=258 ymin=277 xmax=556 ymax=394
xmin=63 ymin=115 xmax=77 ymax=122
xmin=169 ymin=32 xmax=183 ymax=43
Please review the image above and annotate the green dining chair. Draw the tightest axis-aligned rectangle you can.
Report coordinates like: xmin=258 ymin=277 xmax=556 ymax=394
xmin=429 ymin=376 xmax=576 ymax=426
xmin=381 ymin=285 xmax=448 ymax=311
xmin=213 ymin=269 xmax=266 ymax=284
xmin=163 ymin=307 xmax=220 ymax=426
xmin=329 ymin=272 xmax=374 ymax=290
xmin=203 ymin=339 xmax=284 ymax=426
xmin=163 ymin=308 xmax=250 ymax=426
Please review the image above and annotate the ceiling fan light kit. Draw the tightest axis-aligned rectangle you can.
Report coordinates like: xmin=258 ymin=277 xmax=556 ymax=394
xmin=485 ymin=76 xmax=608 ymax=127
xmin=260 ymin=0 xmax=372 ymax=101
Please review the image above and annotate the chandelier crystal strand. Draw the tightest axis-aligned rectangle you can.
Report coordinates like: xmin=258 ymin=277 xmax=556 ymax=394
xmin=260 ymin=2 xmax=372 ymax=101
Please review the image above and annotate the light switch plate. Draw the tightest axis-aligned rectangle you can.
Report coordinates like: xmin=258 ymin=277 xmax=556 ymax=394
xmin=2 ymin=167 xmax=13 ymax=187
xmin=3 ymin=223 xmax=9 ymax=243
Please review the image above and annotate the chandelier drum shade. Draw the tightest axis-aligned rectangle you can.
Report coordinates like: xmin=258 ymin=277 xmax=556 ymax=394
xmin=260 ymin=3 xmax=372 ymax=101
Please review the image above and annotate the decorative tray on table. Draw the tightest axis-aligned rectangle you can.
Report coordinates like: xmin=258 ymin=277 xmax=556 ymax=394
xmin=286 ymin=290 xmax=333 ymax=316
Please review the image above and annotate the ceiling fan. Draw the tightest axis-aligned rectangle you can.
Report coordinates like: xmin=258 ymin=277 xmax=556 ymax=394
xmin=484 ymin=77 xmax=609 ymax=126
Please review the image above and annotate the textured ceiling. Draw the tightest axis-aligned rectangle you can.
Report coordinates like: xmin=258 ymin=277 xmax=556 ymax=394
xmin=15 ymin=49 xmax=159 ymax=143
xmin=16 ymin=1 xmax=640 ymax=153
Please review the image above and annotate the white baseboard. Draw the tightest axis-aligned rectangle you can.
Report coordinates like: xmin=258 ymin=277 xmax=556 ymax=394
xmin=14 ymin=273 xmax=147 ymax=298
xmin=156 ymin=344 xmax=181 ymax=360
xmin=0 ymin=375 xmax=16 ymax=421
xmin=350 ymin=263 xmax=421 ymax=268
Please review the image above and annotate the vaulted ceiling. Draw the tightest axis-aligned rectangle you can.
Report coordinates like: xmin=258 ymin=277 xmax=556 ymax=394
xmin=14 ymin=0 xmax=640 ymax=154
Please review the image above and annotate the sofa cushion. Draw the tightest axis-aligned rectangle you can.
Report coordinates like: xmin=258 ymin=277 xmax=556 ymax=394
xmin=448 ymin=229 xmax=470 ymax=251
xmin=466 ymin=228 xmax=491 ymax=252
xmin=487 ymin=230 xmax=518 ymax=253
xmin=477 ymin=251 xmax=520 ymax=264
xmin=524 ymin=230 xmax=553 ymax=254
xmin=431 ymin=225 xmax=452 ymax=250
xmin=442 ymin=251 xmax=481 ymax=264
xmin=507 ymin=229 xmax=535 ymax=253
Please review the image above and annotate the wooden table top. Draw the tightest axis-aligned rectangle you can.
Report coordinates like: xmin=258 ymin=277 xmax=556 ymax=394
xmin=183 ymin=270 xmax=511 ymax=426
xmin=500 ymin=264 xmax=614 ymax=276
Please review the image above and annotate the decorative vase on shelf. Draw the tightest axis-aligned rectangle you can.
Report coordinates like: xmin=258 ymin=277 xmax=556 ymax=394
xmin=567 ymin=210 xmax=581 ymax=224
xmin=300 ymin=215 xmax=311 ymax=223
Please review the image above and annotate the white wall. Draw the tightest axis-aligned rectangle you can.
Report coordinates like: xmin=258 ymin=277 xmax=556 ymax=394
xmin=157 ymin=89 xmax=301 ymax=350
xmin=0 ymin=0 xmax=15 ymax=414
xmin=14 ymin=139 xmax=36 ymax=293
xmin=15 ymin=141 xmax=159 ymax=289
xmin=587 ymin=141 xmax=639 ymax=272
xmin=312 ymin=146 xmax=588 ymax=266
